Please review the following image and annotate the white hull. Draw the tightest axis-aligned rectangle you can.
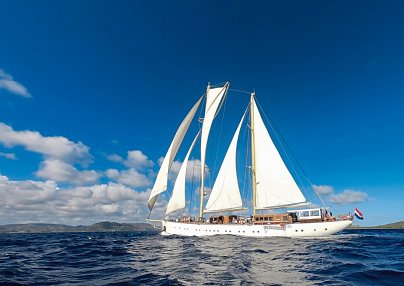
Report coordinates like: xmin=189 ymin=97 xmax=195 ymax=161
xmin=162 ymin=220 xmax=353 ymax=237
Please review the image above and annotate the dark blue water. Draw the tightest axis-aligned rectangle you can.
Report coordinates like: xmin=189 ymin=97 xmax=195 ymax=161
xmin=0 ymin=230 xmax=403 ymax=285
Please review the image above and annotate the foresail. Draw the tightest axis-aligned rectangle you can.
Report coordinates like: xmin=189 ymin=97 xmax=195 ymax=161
xmin=166 ymin=131 xmax=200 ymax=215
xmin=204 ymin=112 xmax=246 ymax=213
xmin=200 ymin=84 xmax=229 ymax=200
xmin=252 ymin=97 xmax=306 ymax=209
xmin=148 ymin=96 xmax=203 ymax=211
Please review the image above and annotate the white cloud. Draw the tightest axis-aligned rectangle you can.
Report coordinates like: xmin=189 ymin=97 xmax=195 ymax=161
xmin=106 ymin=168 xmax=151 ymax=188
xmin=36 ymin=159 xmax=99 ymax=185
xmin=0 ymin=175 xmax=154 ymax=224
xmin=0 ymin=122 xmax=92 ymax=165
xmin=312 ymin=184 xmax=334 ymax=195
xmin=0 ymin=69 xmax=31 ymax=98
xmin=329 ymin=189 xmax=369 ymax=204
xmin=124 ymin=150 xmax=154 ymax=170
xmin=0 ymin=152 xmax=16 ymax=160
xmin=169 ymin=159 xmax=205 ymax=182
xmin=106 ymin=154 xmax=123 ymax=163
xmin=105 ymin=168 xmax=120 ymax=179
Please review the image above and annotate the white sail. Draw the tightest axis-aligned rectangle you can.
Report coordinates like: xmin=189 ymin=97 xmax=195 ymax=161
xmin=148 ymin=96 xmax=203 ymax=210
xmin=252 ymin=97 xmax=306 ymax=209
xmin=204 ymin=112 xmax=246 ymax=213
xmin=166 ymin=131 xmax=200 ymax=215
xmin=200 ymin=84 xmax=228 ymax=201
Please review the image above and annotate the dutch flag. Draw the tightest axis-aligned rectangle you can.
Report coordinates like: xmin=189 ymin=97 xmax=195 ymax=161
xmin=354 ymin=208 xmax=364 ymax=220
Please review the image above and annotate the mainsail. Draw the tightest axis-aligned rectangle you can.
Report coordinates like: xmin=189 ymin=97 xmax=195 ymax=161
xmin=204 ymin=112 xmax=246 ymax=213
xmin=251 ymin=97 xmax=307 ymax=209
xmin=166 ymin=131 xmax=200 ymax=214
xmin=147 ymin=96 xmax=203 ymax=211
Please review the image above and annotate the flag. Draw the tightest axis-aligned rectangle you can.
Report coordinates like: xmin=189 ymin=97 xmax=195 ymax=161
xmin=354 ymin=208 xmax=364 ymax=220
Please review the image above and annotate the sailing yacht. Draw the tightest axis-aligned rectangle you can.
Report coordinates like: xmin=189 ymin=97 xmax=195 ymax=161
xmin=147 ymin=82 xmax=353 ymax=237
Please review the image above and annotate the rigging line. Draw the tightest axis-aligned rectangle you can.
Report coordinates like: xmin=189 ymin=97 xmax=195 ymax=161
xmin=254 ymin=98 xmax=308 ymax=195
xmin=211 ymin=93 xmax=228 ymax=180
xmin=228 ymin=88 xmax=255 ymax=94
xmin=202 ymin=83 xmax=229 ymax=202
xmin=255 ymin=98 xmax=326 ymax=207
xmin=209 ymin=82 xmax=253 ymax=95
xmin=189 ymin=158 xmax=196 ymax=216
xmin=210 ymin=81 xmax=228 ymax=88
xmin=241 ymin=102 xmax=251 ymax=208
xmin=205 ymin=106 xmax=249 ymax=212
xmin=193 ymin=161 xmax=200 ymax=218
xmin=242 ymin=124 xmax=250 ymax=208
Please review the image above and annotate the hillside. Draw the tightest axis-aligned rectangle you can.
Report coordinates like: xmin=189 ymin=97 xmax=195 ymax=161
xmin=0 ymin=221 xmax=157 ymax=233
xmin=350 ymin=221 xmax=403 ymax=229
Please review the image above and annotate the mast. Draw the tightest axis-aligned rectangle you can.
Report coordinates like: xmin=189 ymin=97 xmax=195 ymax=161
xmin=250 ymin=93 xmax=257 ymax=216
xmin=199 ymin=82 xmax=210 ymax=220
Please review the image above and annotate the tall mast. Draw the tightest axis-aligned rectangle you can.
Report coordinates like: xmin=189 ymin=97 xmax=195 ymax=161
xmin=199 ymin=82 xmax=210 ymax=220
xmin=250 ymin=93 xmax=257 ymax=216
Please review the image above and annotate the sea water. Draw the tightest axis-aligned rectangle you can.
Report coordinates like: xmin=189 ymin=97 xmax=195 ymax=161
xmin=0 ymin=229 xmax=403 ymax=285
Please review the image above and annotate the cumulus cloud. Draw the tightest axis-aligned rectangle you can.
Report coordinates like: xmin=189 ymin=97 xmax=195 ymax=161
xmin=36 ymin=159 xmax=99 ymax=185
xmin=106 ymin=153 xmax=123 ymax=163
xmin=0 ymin=152 xmax=16 ymax=160
xmin=105 ymin=168 xmax=151 ymax=188
xmin=168 ymin=159 xmax=205 ymax=183
xmin=0 ymin=122 xmax=92 ymax=165
xmin=329 ymin=189 xmax=369 ymax=204
xmin=0 ymin=69 xmax=31 ymax=98
xmin=0 ymin=175 xmax=154 ymax=225
xmin=312 ymin=184 xmax=334 ymax=195
xmin=124 ymin=150 xmax=154 ymax=170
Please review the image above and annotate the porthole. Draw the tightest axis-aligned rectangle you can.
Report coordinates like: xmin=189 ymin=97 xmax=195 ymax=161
xmin=295 ymin=230 xmax=298 ymax=232
xmin=301 ymin=230 xmax=303 ymax=232
xmin=325 ymin=228 xmax=328 ymax=231
xmin=314 ymin=229 xmax=316 ymax=231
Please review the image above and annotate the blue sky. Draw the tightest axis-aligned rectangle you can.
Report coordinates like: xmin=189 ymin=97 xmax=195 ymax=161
xmin=0 ymin=1 xmax=403 ymax=226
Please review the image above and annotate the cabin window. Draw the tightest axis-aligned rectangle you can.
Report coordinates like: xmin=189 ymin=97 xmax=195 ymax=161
xmin=264 ymin=217 xmax=268 ymax=221
xmin=310 ymin=210 xmax=320 ymax=216
xmin=301 ymin=211 xmax=310 ymax=217
xmin=269 ymin=217 xmax=273 ymax=221
xmin=283 ymin=216 xmax=287 ymax=221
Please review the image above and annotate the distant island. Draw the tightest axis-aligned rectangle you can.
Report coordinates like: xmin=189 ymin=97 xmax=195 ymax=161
xmin=349 ymin=221 xmax=403 ymax=230
xmin=0 ymin=221 xmax=402 ymax=233
xmin=0 ymin=221 xmax=158 ymax=233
